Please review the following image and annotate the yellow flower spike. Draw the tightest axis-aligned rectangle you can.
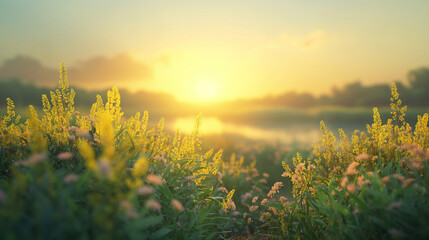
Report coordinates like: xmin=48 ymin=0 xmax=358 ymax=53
xmin=126 ymin=112 xmax=141 ymax=138
xmin=151 ymin=118 xmax=166 ymax=154
xmin=230 ymin=153 xmax=236 ymax=166
xmin=238 ymin=156 xmax=244 ymax=168
xmin=414 ymin=113 xmax=429 ymax=149
xmin=222 ymin=189 xmax=235 ymax=209
xmin=5 ymin=98 xmax=16 ymax=123
xmin=312 ymin=120 xmax=339 ymax=178
xmin=213 ymin=149 xmax=223 ymax=166
xmin=106 ymin=87 xmax=123 ymax=131
xmin=90 ymin=95 xmax=104 ymax=119
xmin=171 ymin=129 xmax=182 ymax=158
xmin=250 ymin=160 xmax=256 ymax=169
xmin=338 ymin=129 xmax=350 ymax=155
xmin=390 ymin=82 xmax=407 ymax=126
xmin=41 ymin=94 xmax=51 ymax=115
xmin=203 ymin=149 xmax=214 ymax=160
xmin=59 ymin=62 xmax=69 ymax=89
xmin=125 ymin=179 xmax=135 ymax=189
xmin=193 ymin=113 xmax=201 ymax=135
xmin=125 ymin=177 xmax=143 ymax=190
xmin=99 ymin=111 xmax=115 ymax=160
xmin=26 ymin=105 xmax=47 ymax=153
xmin=79 ymin=141 xmax=97 ymax=173
xmin=141 ymin=111 xmax=149 ymax=135
xmin=36 ymin=63 xmax=75 ymax=143
xmin=282 ymin=161 xmax=291 ymax=173
xmin=157 ymin=118 xmax=165 ymax=133
xmin=190 ymin=113 xmax=202 ymax=153
xmin=132 ymin=157 xmax=148 ymax=178
xmin=0 ymin=98 xmax=22 ymax=147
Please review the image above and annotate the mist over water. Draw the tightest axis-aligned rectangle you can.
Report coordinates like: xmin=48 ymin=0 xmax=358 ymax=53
xmin=173 ymin=116 xmax=365 ymax=145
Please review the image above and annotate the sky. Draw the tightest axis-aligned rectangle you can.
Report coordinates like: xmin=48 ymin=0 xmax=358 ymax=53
xmin=1 ymin=0 xmax=429 ymax=102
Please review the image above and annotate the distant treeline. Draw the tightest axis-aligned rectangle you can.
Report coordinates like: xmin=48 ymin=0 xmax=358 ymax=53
xmin=232 ymin=67 xmax=429 ymax=108
xmin=1 ymin=67 xmax=429 ymax=110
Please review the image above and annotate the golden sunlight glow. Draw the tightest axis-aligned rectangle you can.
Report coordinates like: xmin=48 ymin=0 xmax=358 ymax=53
xmin=195 ymin=79 xmax=218 ymax=101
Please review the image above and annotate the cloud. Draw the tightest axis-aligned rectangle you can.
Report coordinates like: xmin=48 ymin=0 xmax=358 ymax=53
xmin=0 ymin=54 xmax=153 ymax=87
xmin=69 ymin=53 xmax=152 ymax=84
xmin=263 ymin=30 xmax=328 ymax=49
xmin=0 ymin=56 xmax=57 ymax=85
xmin=302 ymin=30 xmax=327 ymax=48
xmin=154 ymin=54 xmax=171 ymax=67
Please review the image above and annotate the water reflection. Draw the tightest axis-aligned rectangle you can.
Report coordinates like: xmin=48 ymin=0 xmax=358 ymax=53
xmin=172 ymin=116 xmax=367 ymax=145
xmin=173 ymin=117 xmax=322 ymax=144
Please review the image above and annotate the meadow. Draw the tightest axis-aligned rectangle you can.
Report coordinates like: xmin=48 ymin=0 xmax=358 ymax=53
xmin=1 ymin=64 xmax=429 ymax=239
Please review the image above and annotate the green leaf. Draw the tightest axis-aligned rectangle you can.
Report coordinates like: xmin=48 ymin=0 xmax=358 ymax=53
xmin=134 ymin=215 xmax=163 ymax=229
xmin=206 ymin=231 xmax=220 ymax=240
xmin=193 ymin=174 xmax=209 ymax=180
xmin=0 ymin=146 xmax=6 ymax=165
xmin=313 ymin=218 xmax=327 ymax=227
xmin=150 ymin=227 xmax=171 ymax=239
xmin=265 ymin=202 xmax=284 ymax=210
xmin=206 ymin=197 xmax=222 ymax=205
xmin=114 ymin=125 xmax=126 ymax=139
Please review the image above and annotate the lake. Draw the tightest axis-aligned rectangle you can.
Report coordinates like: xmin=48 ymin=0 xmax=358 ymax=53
xmin=172 ymin=116 xmax=365 ymax=145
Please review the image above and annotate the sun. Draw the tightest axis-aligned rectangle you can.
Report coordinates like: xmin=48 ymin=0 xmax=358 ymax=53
xmin=195 ymin=79 xmax=218 ymax=101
